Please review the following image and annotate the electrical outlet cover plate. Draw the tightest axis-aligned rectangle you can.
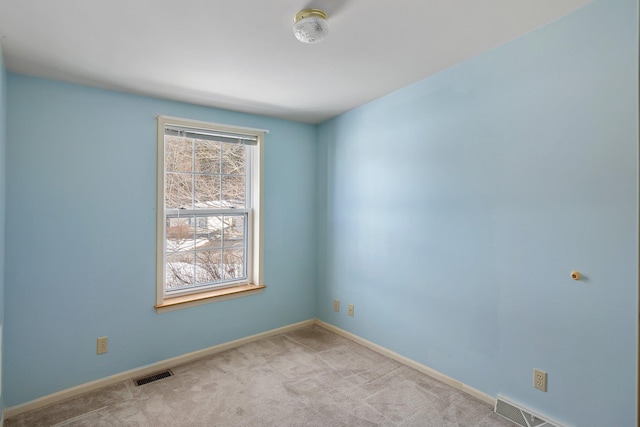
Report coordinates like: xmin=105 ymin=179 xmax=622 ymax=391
xmin=534 ymin=368 xmax=547 ymax=392
xmin=334 ymin=299 xmax=340 ymax=312
xmin=97 ymin=337 xmax=108 ymax=355
xmin=348 ymin=304 xmax=354 ymax=317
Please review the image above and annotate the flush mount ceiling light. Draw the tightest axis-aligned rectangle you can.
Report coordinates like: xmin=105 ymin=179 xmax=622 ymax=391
xmin=293 ymin=9 xmax=329 ymax=43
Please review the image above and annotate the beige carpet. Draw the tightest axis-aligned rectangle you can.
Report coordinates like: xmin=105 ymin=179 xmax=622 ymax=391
xmin=5 ymin=325 xmax=515 ymax=426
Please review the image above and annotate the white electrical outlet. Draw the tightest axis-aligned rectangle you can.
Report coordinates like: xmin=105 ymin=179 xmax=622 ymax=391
xmin=534 ymin=368 xmax=547 ymax=392
xmin=348 ymin=304 xmax=354 ymax=317
xmin=333 ymin=299 xmax=340 ymax=312
xmin=97 ymin=337 xmax=108 ymax=355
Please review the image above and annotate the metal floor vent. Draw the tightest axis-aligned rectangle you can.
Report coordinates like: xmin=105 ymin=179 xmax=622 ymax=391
xmin=495 ymin=396 xmax=566 ymax=427
xmin=134 ymin=369 xmax=173 ymax=386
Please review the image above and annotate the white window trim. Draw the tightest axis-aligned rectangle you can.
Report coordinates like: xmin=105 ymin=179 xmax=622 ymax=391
xmin=155 ymin=115 xmax=266 ymax=313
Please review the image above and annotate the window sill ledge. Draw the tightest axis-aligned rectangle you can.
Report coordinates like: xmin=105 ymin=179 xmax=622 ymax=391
xmin=155 ymin=283 xmax=266 ymax=313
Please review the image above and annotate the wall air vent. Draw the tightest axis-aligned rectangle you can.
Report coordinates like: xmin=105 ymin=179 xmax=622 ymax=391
xmin=134 ymin=369 xmax=173 ymax=386
xmin=495 ymin=395 xmax=566 ymax=427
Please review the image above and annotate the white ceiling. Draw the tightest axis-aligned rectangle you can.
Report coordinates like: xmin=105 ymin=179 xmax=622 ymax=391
xmin=0 ymin=0 xmax=591 ymax=124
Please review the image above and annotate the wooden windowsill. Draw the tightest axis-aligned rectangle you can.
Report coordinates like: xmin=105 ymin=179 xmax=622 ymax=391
xmin=155 ymin=283 xmax=266 ymax=313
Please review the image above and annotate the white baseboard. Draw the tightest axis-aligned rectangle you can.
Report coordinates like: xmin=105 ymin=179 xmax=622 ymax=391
xmin=3 ymin=319 xmax=315 ymax=419
xmin=315 ymin=320 xmax=496 ymax=406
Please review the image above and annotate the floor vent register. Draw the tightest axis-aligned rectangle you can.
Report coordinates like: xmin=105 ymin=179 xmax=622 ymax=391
xmin=495 ymin=395 xmax=566 ymax=427
xmin=134 ymin=370 xmax=174 ymax=386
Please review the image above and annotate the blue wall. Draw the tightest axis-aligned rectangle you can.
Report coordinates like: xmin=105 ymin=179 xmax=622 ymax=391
xmin=4 ymin=75 xmax=317 ymax=406
xmin=0 ymin=43 xmax=7 ymax=417
xmin=317 ymin=0 xmax=638 ymax=426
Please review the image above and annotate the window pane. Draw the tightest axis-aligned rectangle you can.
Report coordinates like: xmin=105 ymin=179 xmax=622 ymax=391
xmin=222 ymin=175 xmax=245 ymax=208
xmin=195 ymin=250 xmax=223 ymax=284
xmin=165 ymin=137 xmax=192 ymax=173
xmin=196 ymin=215 xmax=223 ymax=249
xmin=165 ymin=172 xmax=193 ymax=209
xmin=166 ymin=217 xmax=195 ymax=253
xmin=221 ymin=143 xmax=245 ymax=175
xmin=194 ymin=175 xmax=221 ymax=207
xmin=166 ymin=252 xmax=195 ymax=288
xmin=225 ymin=215 xmax=245 ymax=248
xmin=195 ymin=140 xmax=221 ymax=174
xmin=223 ymin=248 xmax=245 ymax=280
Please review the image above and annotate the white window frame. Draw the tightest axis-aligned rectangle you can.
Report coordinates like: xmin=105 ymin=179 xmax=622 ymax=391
xmin=156 ymin=116 xmax=266 ymax=313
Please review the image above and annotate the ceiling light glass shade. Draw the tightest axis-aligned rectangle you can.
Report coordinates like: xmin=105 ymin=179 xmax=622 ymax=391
xmin=293 ymin=9 xmax=329 ymax=43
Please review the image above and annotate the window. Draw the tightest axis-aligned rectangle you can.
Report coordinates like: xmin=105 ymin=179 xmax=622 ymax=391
xmin=156 ymin=116 xmax=265 ymax=312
